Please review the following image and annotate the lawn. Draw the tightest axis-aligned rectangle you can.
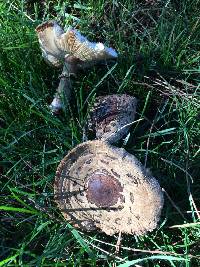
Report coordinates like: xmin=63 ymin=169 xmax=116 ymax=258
xmin=0 ymin=0 xmax=200 ymax=266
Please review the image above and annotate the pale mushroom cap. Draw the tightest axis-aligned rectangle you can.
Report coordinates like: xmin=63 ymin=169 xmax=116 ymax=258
xmin=87 ymin=94 xmax=137 ymax=143
xmin=36 ymin=21 xmax=65 ymax=66
xmin=36 ymin=21 xmax=118 ymax=67
xmin=59 ymin=27 xmax=118 ymax=62
xmin=54 ymin=140 xmax=164 ymax=236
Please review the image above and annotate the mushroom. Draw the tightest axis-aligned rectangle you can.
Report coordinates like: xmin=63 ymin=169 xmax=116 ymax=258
xmin=54 ymin=140 xmax=164 ymax=236
xmin=36 ymin=20 xmax=118 ymax=113
xmin=86 ymin=94 xmax=137 ymax=143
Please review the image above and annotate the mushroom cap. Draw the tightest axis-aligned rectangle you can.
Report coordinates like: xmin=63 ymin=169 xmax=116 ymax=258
xmin=36 ymin=20 xmax=118 ymax=67
xmin=54 ymin=140 xmax=164 ymax=236
xmin=36 ymin=21 xmax=65 ymax=67
xmin=87 ymin=94 xmax=137 ymax=143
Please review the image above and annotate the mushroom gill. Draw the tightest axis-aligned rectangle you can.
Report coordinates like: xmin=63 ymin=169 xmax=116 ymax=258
xmin=54 ymin=140 xmax=164 ymax=236
xmin=87 ymin=94 xmax=137 ymax=143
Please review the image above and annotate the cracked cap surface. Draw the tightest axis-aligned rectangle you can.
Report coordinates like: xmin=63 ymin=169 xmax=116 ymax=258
xmin=54 ymin=140 xmax=164 ymax=236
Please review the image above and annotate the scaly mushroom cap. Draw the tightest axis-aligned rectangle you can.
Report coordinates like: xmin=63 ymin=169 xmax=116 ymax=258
xmin=54 ymin=140 xmax=164 ymax=236
xmin=36 ymin=21 xmax=65 ymax=67
xmin=87 ymin=94 xmax=137 ymax=143
xmin=36 ymin=20 xmax=118 ymax=67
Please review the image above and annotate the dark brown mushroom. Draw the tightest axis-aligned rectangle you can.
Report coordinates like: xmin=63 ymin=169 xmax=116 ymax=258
xmin=86 ymin=94 xmax=137 ymax=143
xmin=54 ymin=140 xmax=164 ymax=236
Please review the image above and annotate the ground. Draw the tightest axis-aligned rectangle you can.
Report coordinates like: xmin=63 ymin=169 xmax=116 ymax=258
xmin=0 ymin=0 xmax=200 ymax=266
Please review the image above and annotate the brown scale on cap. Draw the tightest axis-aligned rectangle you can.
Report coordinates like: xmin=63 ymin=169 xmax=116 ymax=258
xmin=87 ymin=94 xmax=137 ymax=143
xmin=35 ymin=20 xmax=56 ymax=33
xmin=54 ymin=140 xmax=164 ymax=236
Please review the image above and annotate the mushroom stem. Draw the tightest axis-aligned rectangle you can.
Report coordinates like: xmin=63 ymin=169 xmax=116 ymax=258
xmin=50 ymin=62 xmax=76 ymax=114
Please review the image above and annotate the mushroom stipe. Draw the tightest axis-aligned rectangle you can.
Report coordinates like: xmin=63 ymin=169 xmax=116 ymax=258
xmin=54 ymin=140 xmax=164 ymax=236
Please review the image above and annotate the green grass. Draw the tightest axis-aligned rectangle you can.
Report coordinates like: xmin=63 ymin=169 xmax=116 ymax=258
xmin=0 ymin=0 xmax=200 ymax=266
